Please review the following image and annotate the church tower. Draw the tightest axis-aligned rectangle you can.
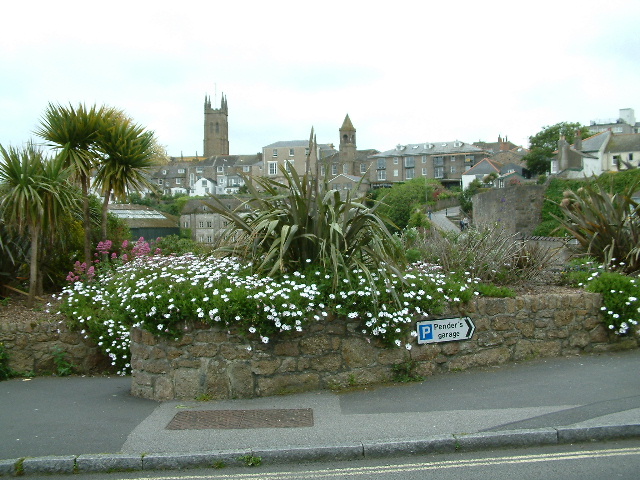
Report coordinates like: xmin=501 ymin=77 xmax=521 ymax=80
xmin=203 ymin=93 xmax=229 ymax=157
xmin=339 ymin=114 xmax=356 ymax=174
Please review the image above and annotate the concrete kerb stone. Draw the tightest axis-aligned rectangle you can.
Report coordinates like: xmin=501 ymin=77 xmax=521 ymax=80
xmin=0 ymin=459 xmax=16 ymax=477
xmin=75 ymin=453 xmax=143 ymax=473
xmin=4 ymin=425 xmax=640 ymax=477
xmin=557 ymin=424 xmax=640 ymax=443
xmin=252 ymin=444 xmax=364 ymax=464
xmin=21 ymin=455 xmax=76 ymax=475
xmin=455 ymin=428 xmax=558 ymax=451
xmin=363 ymin=435 xmax=457 ymax=458
xmin=142 ymin=449 xmax=250 ymax=470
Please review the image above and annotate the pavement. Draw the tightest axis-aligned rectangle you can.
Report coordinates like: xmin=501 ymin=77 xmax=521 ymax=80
xmin=430 ymin=205 xmax=461 ymax=232
xmin=1 ymin=351 xmax=639 ymax=476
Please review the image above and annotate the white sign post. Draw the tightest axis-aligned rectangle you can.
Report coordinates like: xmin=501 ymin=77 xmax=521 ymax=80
xmin=416 ymin=317 xmax=475 ymax=344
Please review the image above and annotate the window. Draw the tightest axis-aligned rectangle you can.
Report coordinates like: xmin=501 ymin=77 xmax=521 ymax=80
xmin=465 ymin=155 xmax=475 ymax=163
xmin=343 ymin=163 xmax=348 ymax=174
xmin=190 ymin=173 xmax=195 ymax=186
xmin=207 ymin=236 xmax=212 ymax=243
xmin=434 ymin=156 xmax=444 ymax=166
xmin=406 ymin=168 xmax=415 ymax=179
xmin=422 ymin=167 xmax=427 ymax=176
xmin=268 ymin=161 xmax=278 ymax=175
xmin=629 ymin=153 xmax=634 ymax=162
xmin=199 ymin=221 xmax=204 ymax=228
xmin=243 ymin=166 xmax=251 ymax=172
xmin=393 ymin=169 xmax=399 ymax=177
xmin=285 ymin=160 xmax=292 ymax=173
xmin=422 ymin=156 xmax=427 ymax=163
xmin=377 ymin=158 xmax=386 ymax=170
xmin=178 ymin=168 xmax=185 ymax=173
xmin=332 ymin=164 xmax=338 ymax=175
xmin=450 ymin=166 xmax=457 ymax=174
xmin=162 ymin=169 xmax=167 ymax=175
xmin=289 ymin=148 xmax=295 ymax=156
xmin=320 ymin=165 xmax=326 ymax=176
xmin=272 ymin=149 xmax=278 ymax=157
xmin=217 ymin=166 xmax=224 ymax=173
xmin=183 ymin=221 xmax=189 ymax=228
xmin=305 ymin=148 xmax=310 ymax=156
xmin=158 ymin=179 xmax=163 ymax=185
xmin=377 ymin=170 xmax=386 ymax=181
xmin=613 ymin=127 xmax=624 ymax=133
xmin=176 ymin=178 xmax=182 ymax=184
xmin=199 ymin=235 xmax=204 ymax=243
xmin=360 ymin=163 xmax=368 ymax=174
xmin=202 ymin=180 xmax=207 ymax=187
xmin=435 ymin=167 xmax=444 ymax=178
xmin=450 ymin=155 xmax=456 ymax=162
xmin=404 ymin=156 xmax=415 ymax=168
xmin=612 ymin=155 xmax=620 ymax=165
xmin=207 ymin=221 xmax=212 ymax=228
xmin=393 ymin=157 xmax=399 ymax=165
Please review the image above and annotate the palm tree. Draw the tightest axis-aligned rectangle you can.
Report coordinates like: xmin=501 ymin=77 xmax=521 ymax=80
xmin=0 ymin=143 xmax=78 ymax=306
xmin=93 ymin=119 xmax=159 ymax=241
xmin=35 ymin=103 xmax=116 ymax=263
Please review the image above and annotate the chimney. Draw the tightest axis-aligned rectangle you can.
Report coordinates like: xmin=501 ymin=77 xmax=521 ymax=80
xmin=574 ymin=130 xmax=582 ymax=150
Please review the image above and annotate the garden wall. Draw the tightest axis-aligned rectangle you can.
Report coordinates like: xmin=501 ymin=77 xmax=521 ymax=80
xmin=0 ymin=319 xmax=111 ymax=375
xmin=130 ymin=291 xmax=638 ymax=401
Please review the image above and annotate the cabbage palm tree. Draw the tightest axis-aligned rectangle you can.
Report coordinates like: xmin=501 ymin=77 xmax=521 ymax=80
xmin=0 ymin=143 xmax=78 ymax=305
xmin=93 ymin=120 xmax=159 ymax=240
xmin=35 ymin=103 xmax=117 ymax=263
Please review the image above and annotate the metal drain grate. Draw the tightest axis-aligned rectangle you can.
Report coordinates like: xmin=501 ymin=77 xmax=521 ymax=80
xmin=166 ymin=408 xmax=314 ymax=430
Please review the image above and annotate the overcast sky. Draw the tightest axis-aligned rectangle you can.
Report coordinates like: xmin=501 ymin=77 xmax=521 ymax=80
xmin=2 ymin=0 xmax=639 ymax=158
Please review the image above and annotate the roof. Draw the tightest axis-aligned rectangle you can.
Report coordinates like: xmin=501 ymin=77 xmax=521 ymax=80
xmin=108 ymin=204 xmax=179 ymax=228
xmin=341 ymin=114 xmax=355 ymax=132
xmin=373 ymin=141 xmax=485 ymax=157
xmin=580 ymin=131 xmax=611 ymax=152
xmin=321 ymin=149 xmax=380 ymax=163
xmin=606 ymin=133 xmax=640 ymax=153
xmin=328 ymin=174 xmax=367 ymax=183
xmin=463 ymin=158 xmax=503 ymax=176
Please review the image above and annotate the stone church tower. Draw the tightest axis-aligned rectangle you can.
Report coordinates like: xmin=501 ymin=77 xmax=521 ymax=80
xmin=339 ymin=114 xmax=357 ymax=174
xmin=203 ymin=94 xmax=229 ymax=157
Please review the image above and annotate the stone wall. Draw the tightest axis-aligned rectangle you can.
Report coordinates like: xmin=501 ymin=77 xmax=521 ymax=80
xmin=130 ymin=292 xmax=638 ymax=401
xmin=473 ymin=185 xmax=546 ymax=236
xmin=0 ymin=319 xmax=111 ymax=375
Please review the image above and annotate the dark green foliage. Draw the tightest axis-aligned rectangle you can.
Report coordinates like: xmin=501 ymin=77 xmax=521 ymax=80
xmin=0 ymin=342 xmax=14 ymax=381
xmin=51 ymin=347 xmax=76 ymax=376
xmin=554 ymin=177 xmax=640 ymax=273
xmin=523 ymin=121 xmax=589 ymax=174
xmin=391 ymin=359 xmax=424 ymax=383
xmin=153 ymin=234 xmax=209 ymax=255
xmin=206 ymin=163 xmax=403 ymax=292
xmin=376 ymin=178 xmax=433 ymax=232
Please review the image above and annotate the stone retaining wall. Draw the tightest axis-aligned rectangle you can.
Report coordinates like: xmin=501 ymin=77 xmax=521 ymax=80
xmin=0 ymin=319 xmax=111 ymax=375
xmin=130 ymin=292 xmax=638 ymax=401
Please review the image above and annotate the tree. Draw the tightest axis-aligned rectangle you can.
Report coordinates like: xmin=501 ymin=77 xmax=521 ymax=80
xmin=36 ymin=103 xmax=116 ymax=263
xmin=93 ymin=119 xmax=159 ymax=240
xmin=523 ymin=122 xmax=589 ymax=175
xmin=0 ymin=144 xmax=78 ymax=305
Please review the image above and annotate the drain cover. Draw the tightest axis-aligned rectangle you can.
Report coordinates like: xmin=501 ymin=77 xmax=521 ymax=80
xmin=166 ymin=408 xmax=314 ymax=430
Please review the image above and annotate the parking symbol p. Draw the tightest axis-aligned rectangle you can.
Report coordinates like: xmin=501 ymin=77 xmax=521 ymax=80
xmin=419 ymin=323 xmax=433 ymax=341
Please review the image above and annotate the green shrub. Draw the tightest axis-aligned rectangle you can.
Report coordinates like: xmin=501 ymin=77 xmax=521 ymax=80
xmin=205 ymin=164 xmax=403 ymax=293
xmin=554 ymin=179 xmax=640 ymax=273
xmin=403 ymin=226 xmax=556 ymax=286
xmin=0 ymin=342 xmax=14 ymax=381
xmin=585 ymin=271 xmax=639 ymax=335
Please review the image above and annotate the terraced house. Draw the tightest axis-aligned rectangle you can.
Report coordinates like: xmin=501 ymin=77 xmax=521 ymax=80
xmin=370 ymin=141 xmax=487 ymax=188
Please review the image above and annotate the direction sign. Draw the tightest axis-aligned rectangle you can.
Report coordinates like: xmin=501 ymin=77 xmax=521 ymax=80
xmin=416 ymin=317 xmax=475 ymax=344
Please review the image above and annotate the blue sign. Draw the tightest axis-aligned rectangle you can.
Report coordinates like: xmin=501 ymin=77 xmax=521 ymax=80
xmin=418 ymin=323 xmax=433 ymax=342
